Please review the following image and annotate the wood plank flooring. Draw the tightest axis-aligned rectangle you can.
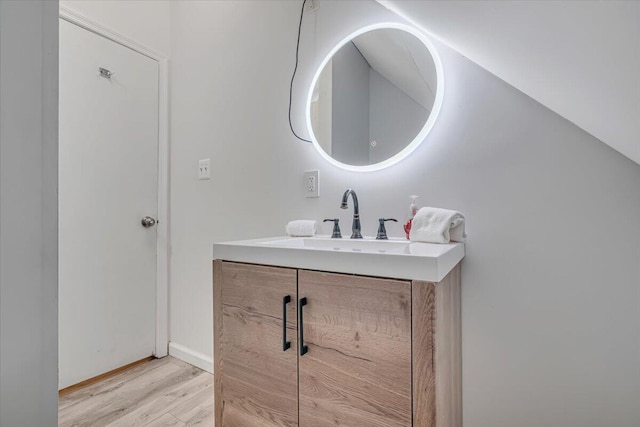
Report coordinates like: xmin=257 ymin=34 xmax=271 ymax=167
xmin=59 ymin=357 xmax=214 ymax=427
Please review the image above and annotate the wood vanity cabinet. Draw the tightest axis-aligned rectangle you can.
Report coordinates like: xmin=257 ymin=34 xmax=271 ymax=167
xmin=213 ymin=260 xmax=462 ymax=427
xmin=298 ymin=270 xmax=412 ymax=427
xmin=214 ymin=262 xmax=298 ymax=426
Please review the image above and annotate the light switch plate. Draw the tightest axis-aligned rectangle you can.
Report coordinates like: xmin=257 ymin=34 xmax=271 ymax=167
xmin=304 ymin=170 xmax=319 ymax=198
xmin=198 ymin=158 xmax=211 ymax=180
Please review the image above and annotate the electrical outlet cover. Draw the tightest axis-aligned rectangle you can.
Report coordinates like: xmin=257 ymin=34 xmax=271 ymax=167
xmin=198 ymin=158 xmax=211 ymax=180
xmin=304 ymin=170 xmax=319 ymax=198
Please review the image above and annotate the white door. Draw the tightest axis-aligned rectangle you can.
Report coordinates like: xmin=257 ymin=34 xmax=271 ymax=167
xmin=58 ymin=19 xmax=159 ymax=389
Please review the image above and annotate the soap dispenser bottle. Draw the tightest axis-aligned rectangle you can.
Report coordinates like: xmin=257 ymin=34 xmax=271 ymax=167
xmin=403 ymin=195 xmax=419 ymax=240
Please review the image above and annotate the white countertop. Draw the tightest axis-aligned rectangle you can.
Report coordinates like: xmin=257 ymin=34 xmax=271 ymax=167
xmin=212 ymin=236 xmax=464 ymax=282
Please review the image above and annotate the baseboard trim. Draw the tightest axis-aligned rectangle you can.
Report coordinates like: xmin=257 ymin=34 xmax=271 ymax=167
xmin=58 ymin=356 xmax=155 ymax=396
xmin=168 ymin=342 xmax=213 ymax=374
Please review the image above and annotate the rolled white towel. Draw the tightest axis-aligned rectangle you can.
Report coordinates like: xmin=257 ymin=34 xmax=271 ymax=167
xmin=409 ymin=207 xmax=467 ymax=244
xmin=285 ymin=220 xmax=317 ymax=237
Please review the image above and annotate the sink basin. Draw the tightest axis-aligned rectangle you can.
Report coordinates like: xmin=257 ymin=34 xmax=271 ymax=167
xmin=262 ymin=237 xmax=411 ymax=253
xmin=213 ymin=236 xmax=464 ymax=282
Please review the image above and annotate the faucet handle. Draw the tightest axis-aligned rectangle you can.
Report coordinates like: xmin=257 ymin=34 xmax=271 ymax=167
xmin=376 ymin=218 xmax=397 ymax=240
xmin=323 ymin=218 xmax=342 ymax=238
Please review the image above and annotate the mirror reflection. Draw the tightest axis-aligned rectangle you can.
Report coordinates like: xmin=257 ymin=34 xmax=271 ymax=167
xmin=308 ymin=26 xmax=440 ymax=168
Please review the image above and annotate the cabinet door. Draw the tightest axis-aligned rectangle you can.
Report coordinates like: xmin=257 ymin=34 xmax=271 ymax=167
xmin=298 ymin=270 xmax=412 ymax=427
xmin=214 ymin=261 xmax=298 ymax=426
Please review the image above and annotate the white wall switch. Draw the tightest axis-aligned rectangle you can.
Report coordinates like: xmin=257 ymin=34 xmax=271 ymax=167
xmin=304 ymin=170 xmax=319 ymax=198
xmin=198 ymin=158 xmax=211 ymax=180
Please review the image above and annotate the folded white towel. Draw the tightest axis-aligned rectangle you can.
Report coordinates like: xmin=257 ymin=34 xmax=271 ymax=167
xmin=285 ymin=220 xmax=317 ymax=237
xmin=409 ymin=207 xmax=467 ymax=244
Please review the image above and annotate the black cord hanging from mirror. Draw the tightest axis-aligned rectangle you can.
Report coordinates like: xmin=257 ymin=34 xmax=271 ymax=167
xmin=288 ymin=0 xmax=312 ymax=143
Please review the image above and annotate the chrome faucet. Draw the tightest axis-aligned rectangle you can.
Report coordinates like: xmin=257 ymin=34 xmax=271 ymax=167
xmin=340 ymin=189 xmax=362 ymax=239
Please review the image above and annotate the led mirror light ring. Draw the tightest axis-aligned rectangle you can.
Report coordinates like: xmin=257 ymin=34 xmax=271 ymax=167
xmin=305 ymin=22 xmax=445 ymax=172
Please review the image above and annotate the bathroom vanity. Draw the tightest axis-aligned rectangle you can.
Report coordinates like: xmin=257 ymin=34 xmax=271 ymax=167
xmin=212 ymin=237 xmax=463 ymax=427
xmin=212 ymin=19 xmax=456 ymax=424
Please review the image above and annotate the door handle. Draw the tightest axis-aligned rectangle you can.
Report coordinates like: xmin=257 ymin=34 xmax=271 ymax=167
xmin=298 ymin=297 xmax=308 ymax=356
xmin=282 ymin=295 xmax=291 ymax=351
xmin=141 ymin=216 xmax=157 ymax=228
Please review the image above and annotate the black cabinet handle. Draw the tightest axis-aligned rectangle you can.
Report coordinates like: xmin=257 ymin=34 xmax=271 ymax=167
xmin=298 ymin=297 xmax=308 ymax=356
xmin=282 ymin=295 xmax=291 ymax=351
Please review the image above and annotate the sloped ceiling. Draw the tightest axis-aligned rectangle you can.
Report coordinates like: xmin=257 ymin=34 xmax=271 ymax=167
xmin=377 ymin=0 xmax=640 ymax=165
xmin=353 ymin=29 xmax=437 ymax=110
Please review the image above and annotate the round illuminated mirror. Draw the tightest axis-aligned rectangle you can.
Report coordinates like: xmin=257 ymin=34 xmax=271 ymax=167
xmin=306 ymin=23 xmax=443 ymax=172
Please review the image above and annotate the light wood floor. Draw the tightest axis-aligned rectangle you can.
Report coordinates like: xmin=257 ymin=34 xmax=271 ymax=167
xmin=59 ymin=357 xmax=213 ymax=427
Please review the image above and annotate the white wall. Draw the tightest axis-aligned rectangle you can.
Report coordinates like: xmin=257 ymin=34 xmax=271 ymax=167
xmin=60 ymin=0 xmax=170 ymax=56
xmin=169 ymin=1 xmax=640 ymax=426
xmin=0 ymin=1 xmax=59 ymax=426
xmin=377 ymin=0 xmax=640 ymax=166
